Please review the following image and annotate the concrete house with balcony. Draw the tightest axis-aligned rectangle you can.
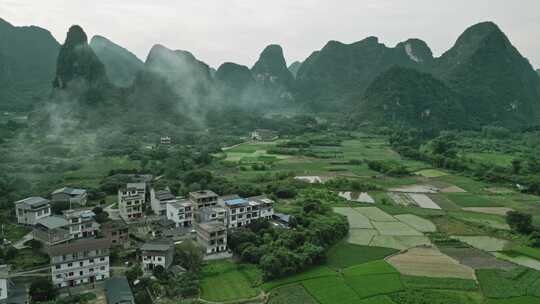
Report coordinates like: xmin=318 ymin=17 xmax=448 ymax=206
xmin=195 ymin=221 xmax=227 ymax=254
xmin=101 ymin=221 xmax=129 ymax=247
xmin=33 ymin=216 xmax=72 ymax=247
xmin=140 ymin=242 xmax=174 ymax=272
xmin=150 ymin=188 xmax=177 ymax=216
xmin=118 ymin=183 xmax=146 ymax=221
xmin=189 ymin=190 xmax=219 ymax=210
xmin=14 ymin=197 xmax=51 ymax=226
xmin=166 ymin=199 xmax=193 ymax=228
xmin=62 ymin=209 xmax=100 ymax=239
xmin=51 ymin=187 xmax=88 ymax=206
xmin=48 ymin=238 xmax=110 ymax=288
xmin=219 ymin=196 xmax=274 ymax=228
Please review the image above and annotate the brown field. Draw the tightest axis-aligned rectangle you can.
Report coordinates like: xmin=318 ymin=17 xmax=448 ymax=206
xmin=387 ymin=247 xmax=476 ymax=280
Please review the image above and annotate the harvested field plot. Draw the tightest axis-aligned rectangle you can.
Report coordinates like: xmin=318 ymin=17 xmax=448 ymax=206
xmin=345 ymin=273 xmax=404 ymax=298
xmin=493 ymin=253 xmax=540 ymax=271
xmin=446 ymin=193 xmax=503 ymax=207
xmin=388 ymin=192 xmax=416 ymax=207
xmin=347 ymin=229 xmax=378 ymax=245
xmin=338 ymin=191 xmax=375 ymax=203
xmin=355 ymin=207 xmax=396 ymax=221
xmin=440 ymin=247 xmax=515 ymax=270
xmin=462 ymin=207 xmax=513 ymax=216
xmin=409 ymin=193 xmax=442 ymax=209
xmin=372 ymin=221 xmax=424 ymax=236
xmin=389 ymin=184 xmax=440 ymax=193
xmin=303 ymin=276 xmax=361 ymax=304
xmin=453 ymin=236 xmax=510 ymax=252
xmin=333 ymin=207 xmax=373 ymax=229
xmin=268 ymin=284 xmax=318 ymax=304
xmin=394 ymin=214 xmax=437 ymax=232
xmin=441 ymin=185 xmax=467 ymax=193
xmin=387 ymin=247 xmax=476 ymax=279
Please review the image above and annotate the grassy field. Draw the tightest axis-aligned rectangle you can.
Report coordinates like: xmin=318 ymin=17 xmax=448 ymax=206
xmin=401 ymin=275 xmax=478 ymax=291
xmin=63 ymin=156 xmax=140 ymax=189
xmin=9 ymin=248 xmax=50 ymax=270
xmin=267 ymin=284 xmax=317 ymax=304
xmin=199 ymin=260 xmax=262 ymax=301
xmin=261 ymin=266 xmax=337 ymax=292
xmin=303 ymin=276 xmax=362 ymax=304
xmin=345 ymin=273 xmax=404 ymax=298
xmin=327 ymin=242 xmax=397 ymax=269
xmin=476 ymin=267 xmax=540 ymax=299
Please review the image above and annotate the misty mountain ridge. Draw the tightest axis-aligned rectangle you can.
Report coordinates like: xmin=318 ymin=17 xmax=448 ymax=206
xmin=0 ymin=18 xmax=59 ymax=111
xmin=3 ymin=18 xmax=540 ymax=132
xmin=90 ymin=35 xmax=143 ymax=87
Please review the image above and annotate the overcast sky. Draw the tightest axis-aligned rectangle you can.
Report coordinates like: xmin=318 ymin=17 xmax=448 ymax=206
xmin=1 ymin=0 xmax=539 ymax=69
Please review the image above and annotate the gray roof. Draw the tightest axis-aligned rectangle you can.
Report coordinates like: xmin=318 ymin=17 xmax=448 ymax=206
xmin=155 ymin=190 xmax=175 ymax=201
xmin=36 ymin=216 xmax=69 ymax=229
xmin=198 ymin=221 xmax=226 ymax=232
xmin=127 ymin=182 xmax=146 ymax=190
xmin=189 ymin=190 xmax=218 ymax=199
xmin=140 ymin=243 xmax=173 ymax=252
xmin=52 ymin=187 xmax=86 ymax=196
xmin=48 ymin=238 xmax=110 ymax=257
xmin=14 ymin=197 xmax=49 ymax=208
xmin=105 ymin=276 xmax=134 ymax=304
xmin=167 ymin=199 xmax=192 ymax=209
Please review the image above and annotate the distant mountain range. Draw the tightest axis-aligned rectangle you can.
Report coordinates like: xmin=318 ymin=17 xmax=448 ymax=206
xmin=2 ymin=17 xmax=540 ymax=130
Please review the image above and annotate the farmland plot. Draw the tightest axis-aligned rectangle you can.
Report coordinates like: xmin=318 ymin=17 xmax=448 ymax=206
xmin=493 ymin=253 xmax=540 ymax=271
xmin=387 ymin=247 xmax=476 ymax=279
xmin=355 ymin=207 xmax=396 ymax=221
xmin=347 ymin=229 xmax=378 ymax=245
xmin=372 ymin=221 xmax=424 ymax=236
xmin=388 ymin=192 xmax=416 ymax=207
xmin=440 ymin=247 xmax=515 ymax=270
xmin=452 ymin=236 xmax=510 ymax=252
xmin=303 ymin=276 xmax=361 ymax=304
xmin=394 ymin=214 xmax=437 ymax=232
xmin=333 ymin=207 xmax=373 ymax=229
xmin=389 ymin=184 xmax=440 ymax=193
xmin=409 ymin=193 xmax=442 ymax=209
xmin=462 ymin=207 xmax=514 ymax=216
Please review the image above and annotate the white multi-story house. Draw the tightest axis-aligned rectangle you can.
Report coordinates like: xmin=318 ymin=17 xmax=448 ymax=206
xmin=14 ymin=197 xmax=51 ymax=226
xmin=49 ymin=238 xmax=110 ymax=288
xmin=118 ymin=183 xmax=146 ymax=221
xmin=51 ymin=187 xmax=88 ymax=206
xmin=33 ymin=216 xmax=72 ymax=247
xmin=140 ymin=242 xmax=174 ymax=272
xmin=62 ymin=209 xmax=100 ymax=239
xmin=150 ymin=188 xmax=177 ymax=216
xmin=219 ymin=196 xmax=274 ymax=228
xmin=196 ymin=206 xmax=226 ymax=224
xmin=195 ymin=221 xmax=227 ymax=254
xmin=166 ymin=199 xmax=193 ymax=227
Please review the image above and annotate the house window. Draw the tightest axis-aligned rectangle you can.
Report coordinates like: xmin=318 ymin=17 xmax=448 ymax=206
xmin=79 ymin=262 xmax=84 ymax=267
xmin=100 ymin=257 xmax=105 ymax=261
xmin=55 ymin=265 xmax=61 ymax=269
xmin=69 ymin=272 xmax=74 ymax=276
xmin=67 ymin=263 xmax=73 ymax=267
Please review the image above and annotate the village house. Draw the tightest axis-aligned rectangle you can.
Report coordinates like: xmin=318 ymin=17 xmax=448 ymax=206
xmin=250 ymin=129 xmax=278 ymax=141
xmin=166 ymin=199 xmax=193 ymax=228
xmin=14 ymin=197 xmax=51 ymax=226
xmin=150 ymin=188 xmax=177 ymax=216
xmin=33 ymin=216 xmax=72 ymax=247
xmin=196 ymin=206 xmax=226 ymax=224
xmin=219 ymin=195 xmax=274 ymax=228
xmin=105 ymin=276 xmax=134 ymax=304
xmin=140 ymin=242 xmax=175 ymax=272
xmin=101 ymin=221 xmax=129 ymax=247
xmin=48 ymin=238 xmax=110 ymax=288
xmin=62 ymin=209 xmax=100 ymax=239
xmin=118 ymin=183 xmax=146 ymax=221
xmin=195 ymin=221 xmax=227 ymax=254
xmin=51 ymin=187 xmax=88 ymax=206
xmin=189 ymin=190 xmax=219 ymax=210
